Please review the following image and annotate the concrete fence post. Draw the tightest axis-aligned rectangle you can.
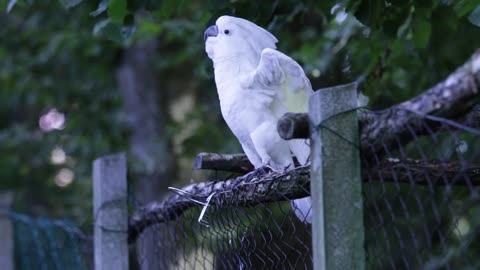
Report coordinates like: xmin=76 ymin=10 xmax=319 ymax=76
xmin=93 ymin=153 xmax=129 ymax=270
xmin=0 ymin=192 xmax=14 ymax=270
xmin=309 ymin=83 xmax=365 ymax=270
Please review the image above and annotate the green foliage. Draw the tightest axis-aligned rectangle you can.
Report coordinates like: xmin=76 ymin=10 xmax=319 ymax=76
xmin=0 ymin=0 xmax=126 ymax=225
xmin=454 ymin=0 xmax=480 ymax=16
xmin=107 ymin=0 xmax=127 ymax=23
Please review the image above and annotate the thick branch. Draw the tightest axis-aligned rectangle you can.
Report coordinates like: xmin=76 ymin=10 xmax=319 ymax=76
xmin=193 ymin=152 xmax=254 ymax=174
xmin=128 ymin=167 xmax=310 ymax=243
xmin=278 ymin=50 xmax=480 ymax=158
xmin=366 ymin=158 xmax=480 ymax=185
xmin=130 ymin=158 xmax=480 ymax=242
xmin=277 ymin=112 xmax=310 ymax=140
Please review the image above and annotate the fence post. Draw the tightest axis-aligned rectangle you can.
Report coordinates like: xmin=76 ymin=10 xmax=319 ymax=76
xmin=309 ymin=83 xmax=365 ymax=270
xmin=93 ymin=153 xmax=129 ymax=270
xmin=0 ymin=192 xmax=14 ymax=270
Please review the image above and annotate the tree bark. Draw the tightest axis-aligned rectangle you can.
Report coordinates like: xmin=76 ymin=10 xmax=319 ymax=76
xmin=116 ymin=38 xmax=177 ymax=270
xmin=128 ymin=166 xmax=310 ymax=243
xmin=193 ymin=152 xmax=254 ymax=174
xmin=278 ymin=49 xmax=480 ymax=161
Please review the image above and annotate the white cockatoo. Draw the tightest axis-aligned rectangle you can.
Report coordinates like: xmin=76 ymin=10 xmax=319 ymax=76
xmin=204 ymin=15 xmax=313 ymax=223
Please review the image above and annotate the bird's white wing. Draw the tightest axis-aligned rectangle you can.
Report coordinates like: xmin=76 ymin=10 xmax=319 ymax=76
xmin=247 ymin=48 xmax=313 ymax=165
xmin=248 ymin=48 xmax=313 ymax=223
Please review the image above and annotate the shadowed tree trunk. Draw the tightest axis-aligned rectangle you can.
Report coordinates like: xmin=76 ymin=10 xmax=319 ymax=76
xmin=116 ymin=38 xmax=177 ymax=270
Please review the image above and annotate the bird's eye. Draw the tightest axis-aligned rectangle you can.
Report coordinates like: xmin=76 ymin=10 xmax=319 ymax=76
xmin=224 ymin=29 xmax=230 ymax=35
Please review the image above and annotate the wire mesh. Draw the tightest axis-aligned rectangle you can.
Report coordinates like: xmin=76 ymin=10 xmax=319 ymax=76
xmin=130 ymin=169 xmax=313 ymax=270
xmin=362 ymin=112 xmax=480 ymax=270
xmin=10 ymin=212 xmax=93 ymax=270
xmin=129 ymin=108 xmax=479 ymax=270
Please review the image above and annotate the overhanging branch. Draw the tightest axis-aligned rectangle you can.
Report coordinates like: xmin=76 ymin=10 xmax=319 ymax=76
xmin=278 ymin=49 xmax=480 ymax=159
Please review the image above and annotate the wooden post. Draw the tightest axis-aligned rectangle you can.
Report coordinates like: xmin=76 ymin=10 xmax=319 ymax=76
xmin=93 ymin=153 xmax=129 ymax=270
xmin=0 ymin=192 xmax=14 ymax=270
xmin=309 ymin=83 xmax=365 ymax=270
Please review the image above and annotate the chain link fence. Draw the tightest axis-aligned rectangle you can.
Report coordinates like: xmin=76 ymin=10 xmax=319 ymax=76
xmin=130 ymin=166 xmax=313 ymax=270
xmin=362 ymin=111 xmax=480 ymax=270
xmin=10 ymin=212 xmax=92 ymax=270
xmin=128 ymin=84 xmax=479 ymax=270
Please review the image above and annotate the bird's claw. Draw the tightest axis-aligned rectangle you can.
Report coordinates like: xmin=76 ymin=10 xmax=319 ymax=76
xmin=241 ymin=165 xmax=272 ymax=182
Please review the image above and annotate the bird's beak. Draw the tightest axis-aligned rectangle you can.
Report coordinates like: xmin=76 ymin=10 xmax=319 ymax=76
xmin=204 ymin=25 xmax=219 ymax=41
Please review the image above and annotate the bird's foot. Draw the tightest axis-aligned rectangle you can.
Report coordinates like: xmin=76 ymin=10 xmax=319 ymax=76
xmin=241 ymin=165 xmax=273 ymax=182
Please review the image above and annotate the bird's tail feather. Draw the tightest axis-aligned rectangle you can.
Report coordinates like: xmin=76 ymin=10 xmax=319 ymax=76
xmin=288 ymin=139 xmax=310 ymax=165
xmin=291 ymin=197 xmax=312 ymax=224
xmin=288 ymin=139 xmax=312 ymax=223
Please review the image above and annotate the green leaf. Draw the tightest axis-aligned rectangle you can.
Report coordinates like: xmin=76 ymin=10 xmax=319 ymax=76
xmin=412 ymin=18 xmax=431 ymax=49
xmin=397 ymin=13 xmax=412 ymax=38
xmin=136 ymin=18 xmax=163 ymax=37
xmin=107 ymin=0 xmax=127 ymax=24
xmin=93 ymin=18 xmax=135 ymax=44
xmin=93 ymin=18 xmax=111 ymax=36
xmin=90 ymin=0 xmax=109 ymax=17
xmin=454 ymin=0 xmax=480 ymax=17
xmin=5 ymin=0 xmax=31 ymax=11
xmin=58 ymin=0 xmax=83 ymax=9
xmin=468 ymin=6 xmax=480 ymax=27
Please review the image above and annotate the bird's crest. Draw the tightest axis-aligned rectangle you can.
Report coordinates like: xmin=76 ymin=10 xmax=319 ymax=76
xmin=217 ymin=16 xmax=278 ymax=57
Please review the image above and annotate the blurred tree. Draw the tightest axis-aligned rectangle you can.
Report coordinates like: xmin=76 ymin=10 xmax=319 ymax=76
xmin=0 ymin=0 xmax=126 ymax=224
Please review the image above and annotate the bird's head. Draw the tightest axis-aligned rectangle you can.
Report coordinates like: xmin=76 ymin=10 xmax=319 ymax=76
xmin=204 ymin=16 xmax=278 ymax=64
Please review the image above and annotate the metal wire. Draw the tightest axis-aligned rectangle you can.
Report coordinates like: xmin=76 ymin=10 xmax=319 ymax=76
xmin=10 ymin=211 xmax=92 ymax=270
xmin=129 ymin=109 xmax=480 ymax=270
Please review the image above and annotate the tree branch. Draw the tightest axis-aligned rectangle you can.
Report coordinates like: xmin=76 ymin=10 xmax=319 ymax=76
xmin=366 ymin=158 xmax=480 ymax=186
xmin=193 ymin=152 xmax=254 ymax=174
xmin=128 ymin=167 xmax=310 ymax=243
xmin=278 ymin=50 xmax=480 ymax=159
xmin=129 ymin=158 xmax=480 ymax=242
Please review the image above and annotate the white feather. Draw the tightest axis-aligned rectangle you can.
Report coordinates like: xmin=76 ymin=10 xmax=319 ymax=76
xmin=206 ymin=15 xmax=313 ymax=223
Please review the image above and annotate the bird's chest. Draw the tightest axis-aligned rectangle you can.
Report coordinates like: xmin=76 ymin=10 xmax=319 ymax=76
xmin=216 ymin=84 xmax=272 ymax=135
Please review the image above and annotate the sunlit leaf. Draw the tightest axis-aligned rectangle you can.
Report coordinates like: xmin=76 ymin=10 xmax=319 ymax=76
xmin=7 ymin=0 xmax=17 ymax=13
xmin=468 ymin=6 xmax=480 ymax=27
xmin=90 ymin=0 xmax=109 ymax=17
xmin=58 ymin=0 xmax=83 ymax=9
xmin=397 ymin=13 xmax=412 ymax=38
xmin=92 ymin=18 xmax=111 ymax=36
